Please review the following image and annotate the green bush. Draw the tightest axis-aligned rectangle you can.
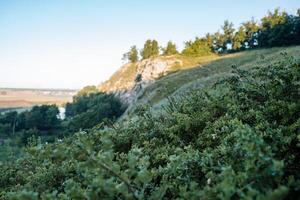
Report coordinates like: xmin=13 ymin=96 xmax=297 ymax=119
xmin=65 ymin=92 xmax=126 ymax=132
xmin=0 ymin=105 xmax=62 ymax=148
xmin=0 ymin=54 xmax=299 ymax=199
xmin=182 ymin=37 xmax=213 ymax=56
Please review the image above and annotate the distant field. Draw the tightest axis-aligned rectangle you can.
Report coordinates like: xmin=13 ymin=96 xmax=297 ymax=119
xmin=0 ymin=88 xmax=77 ymax=109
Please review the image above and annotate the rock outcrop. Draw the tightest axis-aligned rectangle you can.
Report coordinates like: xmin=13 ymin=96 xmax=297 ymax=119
xmin=98 ymin=56 xmax=183 ymax=104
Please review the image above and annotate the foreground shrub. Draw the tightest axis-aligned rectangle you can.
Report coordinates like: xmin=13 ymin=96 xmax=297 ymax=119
xmin=0 ymin=53 xmax=299 ymax=199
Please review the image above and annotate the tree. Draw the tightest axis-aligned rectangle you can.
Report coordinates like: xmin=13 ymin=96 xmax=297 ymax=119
xmin=20 ymin=128 xmax=39 ymax=145
xmin=140 ymin=39 xmax=160 ymax=59
xmin=212 ymin=31 xmax=225 ymax=52
xmin=258 ymin=8 xmax=288 ymax=47
xmin=232 ymin=26 xmax=246 ymax=50
xmin=242 ymin=18 xmax=259 ymax=48
xmin=0 ymin=111 xmax=17 ymax=136
xmin=162 ymin=41 xmax=178 ymax=55
xmin=204 ymin=33 xmax=214 ymax=51
xmin=123 ymin=46 xmax=139 ymax=63
xmin=221 ymin=20 xmax=235 ymax=51
xmin=24 ymin=105 xmax=60 ymax=130
xmin=65 ymin=92 xmax=126 ymax=131
xmin=151 ymin=40 xmax=159 ymax=57
xmin=261 ymin=8 xmax=287 ymax=29
xmin=76 ymin=85 xmax=98 ymax=97
xmin=141 ymin=39 xmax=152 ymax=59
xmin=0 ymin=105 xmax=63 ymax=145
xmin=182 ymin=37 xmax=212 ymax=56
xmin=295 ymin=9 xmax=300 ymax=43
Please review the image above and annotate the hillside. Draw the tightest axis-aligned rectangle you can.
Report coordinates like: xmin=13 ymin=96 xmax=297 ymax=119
xmin=99 ymin=46 xmax=300 ymax=115
xmin=2 ymin=4 xmax=300 ymax=199
xmin=134 ymin=46 xmax=300 ymax=106
xmin=1 ymin=47 xmax=299 ymax=199
xmin=98 ymin=54 xmax=228 ymax=103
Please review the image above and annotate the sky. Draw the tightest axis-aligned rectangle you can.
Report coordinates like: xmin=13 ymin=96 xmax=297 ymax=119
xmin=0 ymin=0 xmax=299 ymax=89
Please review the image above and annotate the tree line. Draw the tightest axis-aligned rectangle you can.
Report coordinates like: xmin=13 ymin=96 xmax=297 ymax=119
xmin=123 ymin=8 xmax=300 ymax=62
xmin=0 ymin=105 xmax=61 ymax=145
xmin=65 ymin=87 xmax=126 ymax=132
xmin=0 ymin=88 xmax=126 ymax=150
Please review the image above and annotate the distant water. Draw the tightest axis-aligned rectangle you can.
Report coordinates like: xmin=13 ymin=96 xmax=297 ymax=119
xmin=0 ymin=107 xmax=31 ymax=114
xmin=58 ymin=107 xmax=66 ymax=119
xmin=0 ymin=106 xmax=66 ymax=120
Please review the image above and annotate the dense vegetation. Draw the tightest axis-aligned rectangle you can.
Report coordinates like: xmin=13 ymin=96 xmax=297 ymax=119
xmin=162 ymin=41 xmax=178 ymax=56
xmin=1 ymin=6 xmax=299 ymax=200
xmin=0 ymin=92 xmax=126 ymax=161
xmin=0 ymin=53 xmax=298 ymax=199
xmin=0 ymin=105 xmax=63 ymax=161
xmin=0 ymin=105 xmax=62 ymax=144
xmin=140 ymin=39 xmax=160 ymax=60
xmin=123 ymin=8 xmax=300 ymax=62
xmin=123 ymin=46 xmax=139 ymax=63
xmin=65 ymin=92 xmax=126 ymax=132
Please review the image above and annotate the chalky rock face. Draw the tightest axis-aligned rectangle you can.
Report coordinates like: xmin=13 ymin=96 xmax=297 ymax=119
xmin=136 ymin=57 xmax=182 ymax=80
xmin=99 ymin=56 xmax=182 ymax=104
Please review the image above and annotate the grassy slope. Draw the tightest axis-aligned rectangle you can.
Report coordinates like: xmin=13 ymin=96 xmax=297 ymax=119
xmin=99 ymin=63 xmax=138 ymax=92
xmin=2 ymin=46 xmax=299 ymax=199
xmin=99 ymin=54 xmax=222 ymax=92
xmin=129 ymin=46 xmax=300 ymax=114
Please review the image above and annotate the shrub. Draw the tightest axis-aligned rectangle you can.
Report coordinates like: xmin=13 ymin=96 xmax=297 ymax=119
xmin=65 ymin=92 xmax=126 ymax=131
xmin=0 ymin=54 xmax=299 ymax=199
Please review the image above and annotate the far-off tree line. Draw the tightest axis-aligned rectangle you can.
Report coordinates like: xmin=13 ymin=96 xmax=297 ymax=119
xmin=123 ymin=8 xmax=300 ymax=63
xmin=0 ymin=86 xmax=126 ymax=151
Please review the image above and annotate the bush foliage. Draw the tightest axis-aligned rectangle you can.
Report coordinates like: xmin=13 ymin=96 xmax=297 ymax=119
xmin=0 ymin=54 xmax=299 ymax=199
xmin=0 ymin=105 xmax=62 ymax=145
xmin=65 ymin=92 xmax=126 ymax=132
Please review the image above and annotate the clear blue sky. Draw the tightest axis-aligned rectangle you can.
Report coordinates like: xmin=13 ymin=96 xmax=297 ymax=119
xmin=0 ymin=0 xmax=299 ymax=89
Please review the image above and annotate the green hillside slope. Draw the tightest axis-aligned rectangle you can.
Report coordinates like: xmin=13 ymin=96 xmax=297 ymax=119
xmin=97 ymin=46 xmax=300 ymax=116
xmin=99 ymin=54 xmax=223 ymax=93
xmin=128 ymin=46 xmax=300 ymax=114
xmin=1 ymin=47 xmax=299 ymax=199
